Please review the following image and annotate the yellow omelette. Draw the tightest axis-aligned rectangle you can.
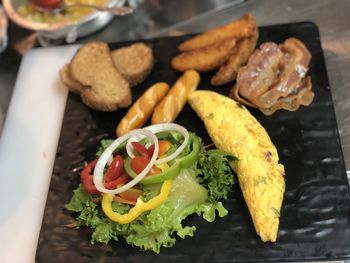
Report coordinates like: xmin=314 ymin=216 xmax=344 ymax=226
xmin=188 ymin=90 xmax=285 ymax=242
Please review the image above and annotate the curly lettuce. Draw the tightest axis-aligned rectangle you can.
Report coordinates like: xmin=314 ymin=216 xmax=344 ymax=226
xmin=66 ymin=134 xmax=235 ymax=253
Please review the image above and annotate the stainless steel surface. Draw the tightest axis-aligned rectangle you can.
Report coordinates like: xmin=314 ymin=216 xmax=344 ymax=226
xmin=33 ymin=3 xmax=134 ymax=17
xmin=2 ymin=0 xmax=125 ymax=42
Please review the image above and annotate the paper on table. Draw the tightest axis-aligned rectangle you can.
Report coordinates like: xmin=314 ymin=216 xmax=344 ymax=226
xmin=0 ymin=44 xmax=79 ymax=263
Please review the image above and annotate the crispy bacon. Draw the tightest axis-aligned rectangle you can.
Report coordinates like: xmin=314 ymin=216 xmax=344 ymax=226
xmin=230 ymin=37 xmax=314 ymax=115
xmin=260 ymin=76 xmax=314 ymax=115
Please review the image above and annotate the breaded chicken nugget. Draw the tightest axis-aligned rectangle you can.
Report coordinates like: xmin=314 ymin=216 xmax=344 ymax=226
xmin=171 ymin=38 xmax=236 ymax=72
xmin=188 ymin=90 xmax=285 ymax=242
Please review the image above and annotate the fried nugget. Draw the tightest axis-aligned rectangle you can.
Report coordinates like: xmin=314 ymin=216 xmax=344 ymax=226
xmin=171 ymin=38 xmax=236 ymax=72
xmin=178 ymin=13 xmax=257 ymax=52
xmin=188 ymin=90 xmax=285 ymax=242
xmin=211 ymin=31 xmax=258 ymax=86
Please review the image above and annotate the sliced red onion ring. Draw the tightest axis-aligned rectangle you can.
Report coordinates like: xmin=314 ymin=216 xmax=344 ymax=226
xmin=93 ymin=129 xmax=159 ymax=194
xmin=126 ymin=123 xmax=189 ymax=165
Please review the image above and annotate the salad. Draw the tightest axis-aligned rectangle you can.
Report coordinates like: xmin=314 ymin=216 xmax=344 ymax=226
xmin=66 ymin=123 xmax=236 ymax=253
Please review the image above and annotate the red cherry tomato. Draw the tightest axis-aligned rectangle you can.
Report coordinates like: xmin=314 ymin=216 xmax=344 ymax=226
xmin=80 ymin=160 xmax=99 ymax=195
xmin=131 ymin=142 xmax=152 ymax=159
xmin=31 ymin=0 xmax=63 ymax=10
xmin=104 ymin=172 xmax=130 ymax=190
xmin=119 ymin=188 xmax=143 ymax=202
xmin=104 ymin=155 xmax=124 ymax=182
xmin=130 ymin=156 xmax=160 ymax=176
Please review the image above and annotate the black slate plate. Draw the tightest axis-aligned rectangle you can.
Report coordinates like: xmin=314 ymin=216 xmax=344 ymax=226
xmin=36 ymin=22 xmax=350 ymax=262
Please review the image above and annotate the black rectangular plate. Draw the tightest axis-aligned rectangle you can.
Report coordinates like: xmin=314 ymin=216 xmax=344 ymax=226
xmin=36 ymin=22 xmax=350 ymax=262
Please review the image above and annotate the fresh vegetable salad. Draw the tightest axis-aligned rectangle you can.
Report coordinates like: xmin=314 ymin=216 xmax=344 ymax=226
xmin=66 ymin=123 xmax=236 ymax=253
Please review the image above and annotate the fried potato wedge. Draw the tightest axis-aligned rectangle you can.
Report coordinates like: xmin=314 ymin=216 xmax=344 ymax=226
xmin=211 ymin=31 xmax=258 ymax=86
xmin=178 ymin=13 xmax=257 ymax=52
xmin=171 ymin=38 xmax=236 ymax=72
xmin=188 ymin=90 xmax=285 ymax=242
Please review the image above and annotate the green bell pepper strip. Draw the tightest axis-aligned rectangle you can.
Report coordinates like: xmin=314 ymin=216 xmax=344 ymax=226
xmin=124 ymin=135 xmax=201 ymax=185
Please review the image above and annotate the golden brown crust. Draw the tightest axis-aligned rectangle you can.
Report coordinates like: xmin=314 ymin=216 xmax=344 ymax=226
xmin=111 ymin=43 xmax=154 ymax=87
xmin=171 ymin=38 xmax=236 ymax=72
xmin=188 ymin=90 xmax=285 ymax=242
xmin=116 ymin=82 xmax=170 ymax=137
xmin=211 ymin=31 xmax=258 ymax=86
xmin=70 ymin=41 xmax=132 ymax=112
xmin=178 ymin=13 xmax=257 ymax=52
xmin=59 ymin=64 xmax=87 ymax=94
xmin=151 ymin=70 xmax=200 ymax=124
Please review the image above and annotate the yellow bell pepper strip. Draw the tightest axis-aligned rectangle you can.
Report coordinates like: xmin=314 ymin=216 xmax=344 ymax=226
xmin=125 ymin=135 xmax=200 ymax=185
xmin=101 ymin=180 xmax=173 ymax=224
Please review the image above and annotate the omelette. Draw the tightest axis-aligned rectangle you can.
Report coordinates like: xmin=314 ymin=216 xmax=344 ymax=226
xmin=188 ymin=90 xmax=285 ymax=242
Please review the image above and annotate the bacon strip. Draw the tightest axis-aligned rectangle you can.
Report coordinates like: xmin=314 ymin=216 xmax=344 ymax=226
xmin=230 ymin=38 xmax=314 ymax=115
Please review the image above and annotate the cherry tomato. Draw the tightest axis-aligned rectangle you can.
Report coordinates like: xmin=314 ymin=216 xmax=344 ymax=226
xmin=80 ymin=160 xmax=99 ymax=195
xmin=104 ymin=172 xmax=130 ymax=190
xmin=105 ymin=155 xmax=124 ymax=182
xmin=31 ymin=0 xmax=63 ymax=10
xmin=131 ymin=142 xmax=152 ymax=159
xmin=119 ymin=188 xmax=143 ymax=202
xmin=130 ymin=156 xmax=161 ymax=176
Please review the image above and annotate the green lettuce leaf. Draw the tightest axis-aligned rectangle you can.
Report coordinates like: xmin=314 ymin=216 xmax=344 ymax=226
xmin=198 ymin=149 xmax=236 ymax=202
xmin=65 ymin=133 xmax=236 ymax=253
xmin=125 ymin=168 xmax=227 ymax=253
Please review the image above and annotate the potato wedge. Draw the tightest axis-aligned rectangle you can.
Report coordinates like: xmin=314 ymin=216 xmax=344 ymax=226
xmin=211 ymin=31 xmax=258 ymax=86
xmin=171 ymin=38 xmax=236 ymax=72
xmin=178 ymin=13 xmax=256 ymax=52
